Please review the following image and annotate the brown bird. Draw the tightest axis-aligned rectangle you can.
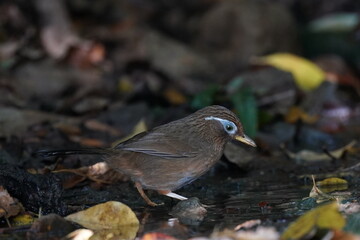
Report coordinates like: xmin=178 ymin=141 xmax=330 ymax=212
xmin=38 ymin=105 xmax=256 ymax=206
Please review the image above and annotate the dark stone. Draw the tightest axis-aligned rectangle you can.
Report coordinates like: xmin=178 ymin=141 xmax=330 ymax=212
xmin=0 ymin=164 xmax=67 ymax=215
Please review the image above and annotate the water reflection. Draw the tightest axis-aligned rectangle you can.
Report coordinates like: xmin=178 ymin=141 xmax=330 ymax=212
xmin=135 ymin=177 xmax=313 ymax=238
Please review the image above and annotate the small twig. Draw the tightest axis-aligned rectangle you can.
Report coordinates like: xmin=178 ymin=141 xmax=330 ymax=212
xmin=322 ymin=146 xmax=338 ymax=162
xmin=53 ymin=169 xmax=112 ymax=184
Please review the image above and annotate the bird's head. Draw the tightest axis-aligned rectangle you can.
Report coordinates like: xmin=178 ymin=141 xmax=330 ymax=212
xmin=196 ymin=105 xmax=256 ymax=147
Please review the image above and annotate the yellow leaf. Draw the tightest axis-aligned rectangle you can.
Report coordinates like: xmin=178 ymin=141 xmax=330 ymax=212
xmin=317 ymin=206 xmax=345 ymax=229
xmin=65 ymin=201 xmax=139 ymax=231
xmin=309 ymin=175 xmax=335 ymax=203
xmin=11 ymin=213 xmax=35 ymax=226
xmin=163 ymin=88 xmax=187 ymax=105
xmin=112 ymin=119 xmax=147 ymax=147
xmin=318 ymin=178 xmax=348 ymax=186
xmin=281 ymin=213 xmax=316 ymax=240
xmin=317 ymin=177 xmax=349 ymax=193
xmin=256 ymin=53 xmax=325 ymax=91
xmin=281 ymin=202 xmax=345 ymax=240
xmin=118 ymin=76 xmax=134 ymax=93
xmin=285 ymin=106 xmax=319 ymax=124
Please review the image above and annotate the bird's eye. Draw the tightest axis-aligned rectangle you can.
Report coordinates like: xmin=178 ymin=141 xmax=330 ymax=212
xmin=223 ymin=121 xmax=237 ymax=134
xmin=204 ymin=116 xmax=237 ymax=134
xmin=226 ymin=124 xmax=234 ymax=131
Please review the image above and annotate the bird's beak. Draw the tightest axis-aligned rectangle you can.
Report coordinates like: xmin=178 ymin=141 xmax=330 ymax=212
xmin=234 ymin=134 xmax=257 ymax=147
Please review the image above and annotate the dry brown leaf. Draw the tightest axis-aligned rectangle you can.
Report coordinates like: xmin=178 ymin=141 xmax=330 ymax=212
xmin=234 ymin=219 xmax=262 ymax=231
xmin=54 ymin=122 xmax=82 ymax=136
xmin=56 ymin=162 xmax=128 ymax=189
xmin=285 ymin=141 xmax=356 ymax=163
xmin=141 ymin=232 xmax=178 ymax=240
xmin=0 ymin=186 xmax=24 ymax=218
xmin=35 ymin=0 xmax=80 ymax=59
xmin=309 ymin=175 xmax=335 ymax=203
xmin=66 ymin=229 xmax=94 ymax=240
xmin=67 ymin=42 xmax=105 ymax=68
xmin=332 ymin=229 xmax=360 ymax=240
xmin=84 ymin=119 xmax=122 ymax=136
xmin=236 ymin=227 xmax=279 ymax=240
xmin=285 ymin=106 xmax=319 ymax=124
xmin=69 ymin=136 xmax=106 ymax=147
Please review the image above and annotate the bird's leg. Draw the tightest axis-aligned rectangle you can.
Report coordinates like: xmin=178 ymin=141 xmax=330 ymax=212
xmin=158 ymin=190 xmax=188 ymax=201
xmin=134 ymin=182 xmax=161 ymax=207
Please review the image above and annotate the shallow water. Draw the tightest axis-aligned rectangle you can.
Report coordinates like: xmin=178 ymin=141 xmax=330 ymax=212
xmin=133 ymin=176 xmax=314 ymax=238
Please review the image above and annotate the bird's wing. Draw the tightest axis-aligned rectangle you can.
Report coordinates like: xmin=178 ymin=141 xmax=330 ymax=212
xmin=114 ymin=131 xmax=197 ymax=159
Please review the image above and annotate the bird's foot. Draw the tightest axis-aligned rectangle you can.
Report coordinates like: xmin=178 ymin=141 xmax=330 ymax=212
xmin=135 ymin=182 xmax=163 ymax=207
xmin=147 ymin=200 xmax=164 ymax=207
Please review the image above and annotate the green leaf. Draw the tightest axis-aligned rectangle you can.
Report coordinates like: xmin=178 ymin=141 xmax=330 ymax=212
xmin=231 ymin=87 xmax=258 ymax=138
xmin=225 ymin=76 xmax=244 ymax=94
xmin=191 ymin=84 xmax=219 ymax=110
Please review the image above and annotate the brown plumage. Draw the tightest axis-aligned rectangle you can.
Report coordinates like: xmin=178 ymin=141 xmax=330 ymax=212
xmin=37 ymin=105 xmax=256 ymax=206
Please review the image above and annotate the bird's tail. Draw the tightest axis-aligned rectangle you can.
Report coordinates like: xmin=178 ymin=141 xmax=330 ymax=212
xmin=34 ymin=148 xmax=111 ymax=158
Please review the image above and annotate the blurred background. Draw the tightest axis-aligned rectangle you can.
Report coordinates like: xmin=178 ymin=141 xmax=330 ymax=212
xmin=1 ymin=0 xmax=360 ymax=171
xmin=1 ymin=0 xmax=360 ymax=237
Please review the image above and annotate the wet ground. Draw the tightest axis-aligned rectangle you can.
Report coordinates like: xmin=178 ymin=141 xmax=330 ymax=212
xmin=131 ymin=175 xmax=319 ymax=238
xmin=60 ymin=160 xmax=355 ymax=238
xmin=1 ymin=150 xmax=359 ymax=239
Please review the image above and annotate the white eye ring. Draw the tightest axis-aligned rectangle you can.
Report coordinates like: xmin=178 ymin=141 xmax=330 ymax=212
xmin=205 ymin=116 xmax=237 ymax=135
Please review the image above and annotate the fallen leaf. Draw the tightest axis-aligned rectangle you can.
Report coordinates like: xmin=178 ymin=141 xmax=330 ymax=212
xmin=309 ymin=175 xmax=335 ymax=203
xmin=90 ymin=229 xmax=140 ymax=240
xmin=65 ymin=201 xmax=139 ymax=231
xmin=163 ymin=88 xmax=187 ymax=105
xmin=113 ymin=119 xmax=147 ymax=146
xmin=285 ymin=106 xmax=319 ymax=124
xmin=284 ymin=141 xmax=356 ymax=163
xmin=0 ymin=186 xmax=23 ymax=218
xmin=314 ymin=55 xmax=360 ymax=95
xmin=281 ymin=202 xmax=345 ymax=240
xmin=58 ymin=162 xmax=128 ymax=189
xmin=213 ymin=227 xmax=279 ymax=240
xmin=35 ymin=0 xmax=80 ymax=59
xmin=234 ymin=219 xmax=261 ymax=230
xmin=69 ymin=136 xmax=106 ymax=147
xmin=236 ymin=227 xmax=280 ymax=240
xmin=11 ymin=213 xmax=35 ymax=226
xmin=67 ymin=42 xmax=105 ymax=68
xmin=318 ymin=178 xmax=348 ymax=186
xmin=84 ymin=119 xmax=122 ymax=136
xmin=317 ymin=177 xmax=348 ymax=193
xmin=118 ymin=76 xmax=134 ymax=94
xmin=332 ymin=229 xmax=360 ymax=240
xmin=141 ymin=232 xmax=178 ymax=240
xmin=66 ymin=229 xmax=94 ymax=240
xmin=54 ymin=122 xmax=82 ymax=136
xmin=254 ymin=53 xmax=325 ymax=91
